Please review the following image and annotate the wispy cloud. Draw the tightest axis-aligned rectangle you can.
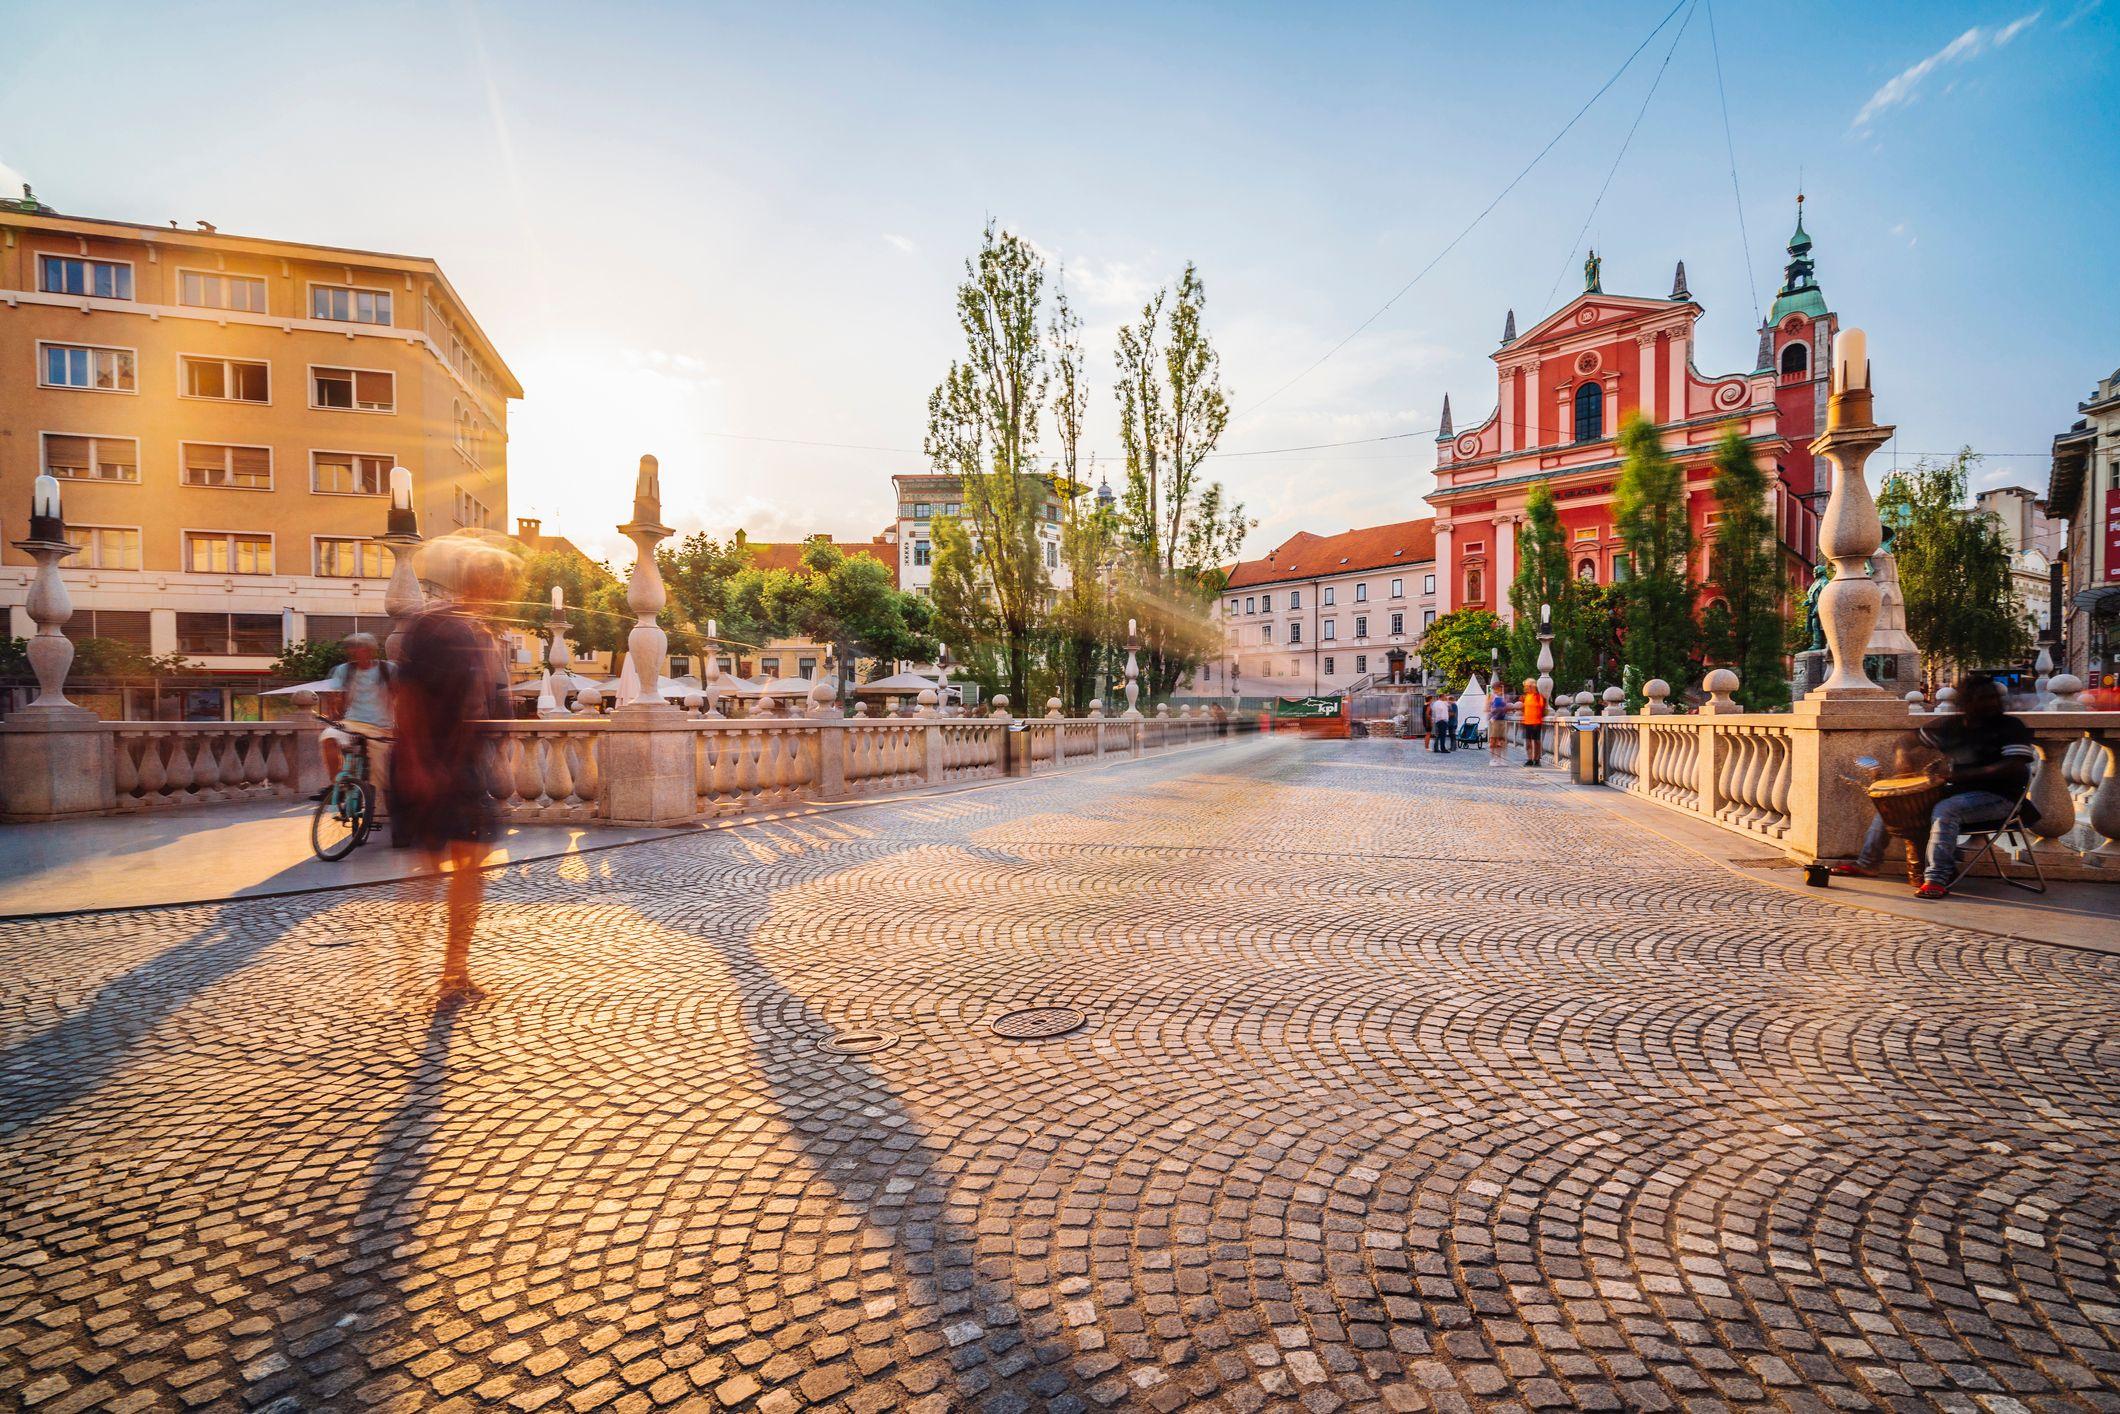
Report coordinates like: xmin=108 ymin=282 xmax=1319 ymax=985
xmin=882 ymin=232 xmax=916 ymax=255
xmin=0 ymin=156 xmax=27 ymax=198
xmin=1852 ymin=10 xmax=2042 ymax=130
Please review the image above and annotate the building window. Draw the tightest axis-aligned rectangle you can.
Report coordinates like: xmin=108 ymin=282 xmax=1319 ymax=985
xmin=1289 ymin=622 xmax=1302 ymax=644
xmin=38 ymin=254 xmax=132 ymax=300
xmin=176 ymin=611 xmax=283 ymax=656
xmin=1323 ymin=620 xmax=1337 ymax=641
xmin=1466 ymin=568 xmax=1484 ymax=601
xmin=1573 ymin=382 xmax=1604 ymax=442
xmin=316 ymin=537 xmax=390 ymax=578
xmin=1422 ymin=609 xmax=1436 ymax=628
xmin=1577 ymin=558 xmax=1597 ymax=581
xmin=40 ymin=343 xmax=135 ymax=393
xmin=1046 ymin=540 xmax=1058 ymax=568
xmin=181 ymin=356 xmax=270 ymax=403
xmin=1612 ymin=553 xmax=1632 ymax=581
xmin=1390 ymin=578 xmax=1403 ymax=598
xmin=63 ymin=525 xmax=142 ymax=570
xmin=1262 ymin=593 xmax=1273 ymax=612
xmin=1355 ymin=615 xmax=1368 ymax=639
xmin=1354 ymin=583 xmax=1368 ymax=603
xmin=63 ymin=608 xmax=152 ymax=648
xmin=177 ymin=270 xmax=268 ymax=312
xmin=1245 ymin=596 xmax=1255 ymax=613
xmin=312 ymin=451 xmax=391 ymax=496
xmin=184 ymin=532 xmax=273 ymax=575
xmin=1423 ymin=573 xmax=1436 ymax=594
xmin=1390 ymin=612 xmax=1404 ymax=635
xmin=455 ymin=487 xmax=491 ymax=529
xmin=310 ymin=284 xmax=392 ymax=325
xmin=1260 ymin=623 xmax=1273 ymax=643
xmin=798 ymin=657 xmax=817 ymax=678
xmin=913 ymin=540 xmax=932 ymax=566
xmin=312 ymin=366 xmax=395 ymax=412
xmin=41 ymin=433 xmax=139 ymax=483
xmin=1323 ymin=656 xmax=1335 ymax=675
xmin=1355 ymin=654 xmax=1368 ymax=674
xmin=1227 ymin=598 xmax=1238 ymax=615
xmin=761 ymin=657 xmax=781 ymax=677
xmin=1779 ymin=342 xmax=1809 ymax=381
xmin=182 ymin=443 xmax=272 ymax=490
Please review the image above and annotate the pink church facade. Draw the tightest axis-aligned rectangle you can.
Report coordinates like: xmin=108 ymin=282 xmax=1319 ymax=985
xmin=1424 ymin=207 xmax=1838 ymax=628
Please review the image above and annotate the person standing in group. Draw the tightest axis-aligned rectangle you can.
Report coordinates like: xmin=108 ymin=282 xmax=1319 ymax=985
xmin=390 ymin=532 xmax=520 ymax=1003
xmin=1444 ymin=695 xmax=1460 ymax=752
xmin=1520 ymin=678 xmax=1547 ymax=766
xmin=317 ymin=633 xmax=392 ymax=801
xmin=1488 ymin=682 xmax=1510 ymax=766
xmin=1427 ymin=693 xmax=1451 ymax=752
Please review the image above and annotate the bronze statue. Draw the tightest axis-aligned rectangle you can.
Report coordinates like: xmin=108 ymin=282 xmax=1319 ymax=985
xmin=1584 ymin=249 xmax=1602 ymax=293
xmin=1802 ymin=561 xmax=1832 ymax=653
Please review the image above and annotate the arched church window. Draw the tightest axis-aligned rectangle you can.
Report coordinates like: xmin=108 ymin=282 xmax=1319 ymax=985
xmin=1573 ymin=382 xmax=1603 ymax=443
xmin=1780 ymin=342 xmax=1808 ymax=381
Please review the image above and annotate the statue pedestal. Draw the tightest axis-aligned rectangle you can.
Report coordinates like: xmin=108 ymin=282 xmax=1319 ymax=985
xmin=1794 ymin=650 xmax=1830 ymax=696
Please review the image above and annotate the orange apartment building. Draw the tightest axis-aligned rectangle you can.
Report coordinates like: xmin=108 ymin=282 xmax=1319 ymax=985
xmin=0 ymin=190 xmax=519 ymax=719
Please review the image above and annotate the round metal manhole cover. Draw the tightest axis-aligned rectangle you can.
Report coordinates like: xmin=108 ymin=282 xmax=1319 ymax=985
xmin=819 ymin=1030 xmax=896 ymax=1056
xmin=989 ymin=1007 xmax=1086 ymax=1041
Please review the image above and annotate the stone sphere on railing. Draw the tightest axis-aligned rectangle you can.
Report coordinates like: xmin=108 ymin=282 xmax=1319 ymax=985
xmin=1643 ymin=679 xmax=1672 ymax=714
xmin=291 ymin=689 xmax=317 ymax=711
xmin=1602 ymin=686 xmax=1626 ymax=717
xmin=1046 ymin=696 xmax=1064 ymax=719
xmin=1156 ymin=703 xmax=1171 ymax=718
xmin=757 ymin=695 xmax=779 ymax=718
xmin=916 ymin=688 xmax=939 ymax=717
xmin=2047 ymin=674 xmax=2085 ymax=710
xmin=991 ymin=694 xmax=1011 ymax=719
xmin=1904 ymin=689 xmax=1926 ymax=709
xmin=574 ymin=684 xmax=603 ymax=715
xmin=683 ymin=690 xmax=704 ymax=715
xmin=1088 ymin=699 xmax=1105 ymax=718
xmin=1935 ymin=685 xmax=1958 ymax=713
xmin=1702 ymin=667 xmax=1740 ymax=714
xmin=853 ymin=702 xmax=869 ymax=717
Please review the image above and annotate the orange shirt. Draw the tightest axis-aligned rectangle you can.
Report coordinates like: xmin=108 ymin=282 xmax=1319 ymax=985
xmin=1521 ymin=690 xmax=1547 ymax=726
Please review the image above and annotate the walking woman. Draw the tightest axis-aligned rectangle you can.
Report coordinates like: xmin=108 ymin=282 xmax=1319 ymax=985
xmin=1488 ymin=682 xmax=1510 ymax=766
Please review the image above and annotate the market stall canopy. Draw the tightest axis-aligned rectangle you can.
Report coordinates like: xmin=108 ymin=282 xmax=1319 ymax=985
xmin=595 ymin=674 xmax=707 ymax=699
xmin=508 ymin=670 xmax=603 ymax=697
xmin=757 ymin=676 xmax=820 ymax=697
xmin=262 ymin=678 xmax=340 ymax=696
xmin=854 ymin=672 xmax=942 ymax=694
xmin=1457 ymin=674 xmax=1488 ymax=714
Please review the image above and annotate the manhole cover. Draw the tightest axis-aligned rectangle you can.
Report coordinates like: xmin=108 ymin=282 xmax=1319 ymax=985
xmin=989 ymin=1007 xmax=1085 ymax=1041
xmin=819 ymin=1030 xmax=896 ymax=1056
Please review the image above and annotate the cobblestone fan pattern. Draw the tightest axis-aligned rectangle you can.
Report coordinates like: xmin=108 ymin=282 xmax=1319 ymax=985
xmin=3 ymin=739 xmax=2118 ymax=1414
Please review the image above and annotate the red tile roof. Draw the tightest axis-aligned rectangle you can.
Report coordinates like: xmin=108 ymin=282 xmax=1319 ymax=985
xmin=1223 ymin=518 xmax=1436 ymax=589
xmin=745 ymin=540 xmax=900 ymax=587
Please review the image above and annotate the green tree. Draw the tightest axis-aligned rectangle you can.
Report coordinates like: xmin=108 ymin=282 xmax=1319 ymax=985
xmin=787 ymin=541 xmax=936 ymax=701
xmin=1114 ymin=262 xmax=1252 ymax=699
xmin=517 ymin=548 xmax=633 ymax=655
xmin=1700 ymin=428 xmax=1789 ymax=709
xmin=1613 ymin=413 xmax=1697 ymax=707
xmin=927 ymin=512 xmax=1004 ymax=700
xmin=271 ymin=639 xmax=347 ymax=682
xmin=1048 ymin=280 xmax=1115 ymax=713
xmin=1419 ymin=608 xmax=1508 ymax=692
xmin=1877 ymin=450 xmax=2032 ymax=686
xmin=924 ymin=222 xmax=1052 ymax=706
xmin=1504 ymin=482 xmax=1593 ymax=692
xmin=1 ymin=636 xmax=191 ymax=682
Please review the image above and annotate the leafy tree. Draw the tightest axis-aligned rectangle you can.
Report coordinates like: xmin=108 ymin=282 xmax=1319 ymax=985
xmin=1113 ymin=262 xmax=1251 ymax=698
xmin=1700 ymin=428 xmax=1789 ymax=709
xmin=271 ymin=639 xmax=347 ymax=682
xmin=1048 ymin=281 xmax=1114 ymax=712
xmin=1613 ymin=413 xmax=1697 ymax=707
xmin=0 ymin=636 xmax=192 ymax=682
xmin=924 ymin=222 xmax=1053 ymax=706
xmin=788 ymin=542 xmax=936 ymax=700
xmin=517 ymin=547 xmax=633 ymax=655
xmin=1419 ymin=608 xmax=1508 ymax=692
xmin=1504 ymin=481 xmax=1592 ymax=692
xmin=659 ymin=533 xmax=764 ymax=651
xmin=1877 ymin=450 xmax=2032 ymax=686
xmin=927 ymin=512 xmax=1004 ymax=698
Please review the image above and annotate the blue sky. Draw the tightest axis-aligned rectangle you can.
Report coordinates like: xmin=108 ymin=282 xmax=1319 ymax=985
xmin=4 ymin=0 xmax=2115 ymax=561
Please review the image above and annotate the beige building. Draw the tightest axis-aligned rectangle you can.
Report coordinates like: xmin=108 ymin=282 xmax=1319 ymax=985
xmin=2049 ymin=367 xmax=2120 ymax=686
xmin=1 ymin=191 xmax=519 ymax=718
xmin=1973 ymin=485 xmax=2065 ymax=643
xmin=889 ymin=471 xmax=1072 ymax=597
xmin=1184 ymin=518 xmax=1439 ymax=701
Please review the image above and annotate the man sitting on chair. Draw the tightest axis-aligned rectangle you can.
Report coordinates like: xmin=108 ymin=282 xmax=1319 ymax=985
xmin=1833 ymin=674 xmax=2036 ymax=898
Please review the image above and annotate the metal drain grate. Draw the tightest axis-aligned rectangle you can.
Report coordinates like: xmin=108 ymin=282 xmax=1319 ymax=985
xmin=819 ymin=1030 xmax=896 ymax=1056
xmin=989 ymin=1007 xmax=1086 ymax=1041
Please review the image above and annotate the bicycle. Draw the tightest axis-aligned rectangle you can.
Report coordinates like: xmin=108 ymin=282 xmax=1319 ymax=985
xmin=311 ymin=718 xmax=390 ymax=861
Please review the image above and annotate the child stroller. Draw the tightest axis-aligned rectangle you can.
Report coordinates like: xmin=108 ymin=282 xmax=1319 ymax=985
xmin=1457 ymin=716 xmax=1484 ymax=747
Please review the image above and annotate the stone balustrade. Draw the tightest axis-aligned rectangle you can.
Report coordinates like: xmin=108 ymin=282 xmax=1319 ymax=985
xmin=109 ymin=722 xmax=316 ymax=811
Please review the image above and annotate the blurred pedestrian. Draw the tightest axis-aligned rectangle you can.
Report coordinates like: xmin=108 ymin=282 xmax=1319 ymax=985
xmin=391 ymin=533 xmax=520 ymax=1002
xmin=1488 ymin=682 xmax=1510 ymax=766
xmin=1521 ymin=678 xmax=1547 ymax=766
xmin=317 ymin=633 xmax=392 ymax=800
xmin=1427 ymin=693 xmax=1450 ymax=752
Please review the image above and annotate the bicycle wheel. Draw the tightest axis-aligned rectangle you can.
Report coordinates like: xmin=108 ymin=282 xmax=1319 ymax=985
xmin=311 ymin=779 xmax=375 ymax=861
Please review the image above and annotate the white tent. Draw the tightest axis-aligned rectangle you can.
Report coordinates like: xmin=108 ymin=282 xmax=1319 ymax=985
xmin=854 ymin=671 xmax=941 ymax=695
xmin=595 ymin=673 xmax=707 ymax=699
xmin=757 ymin=675 xmax=818 ymax=698
xmin=509 ymin=670 xmax=603 ymax=697
xmin=263 ymin=677 xmax=341 ymax=696
xmin=710 ymin=674 xmax=765 ymax=697
xmin=1456 ymin=674 xmax=1488 ymax=718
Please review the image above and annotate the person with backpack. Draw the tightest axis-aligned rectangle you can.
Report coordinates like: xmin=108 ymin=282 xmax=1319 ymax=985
xmin=1520 ymin=678 xmax=1547 ymax=766
xmin=317 ymin=633 xmax=392 ymax=798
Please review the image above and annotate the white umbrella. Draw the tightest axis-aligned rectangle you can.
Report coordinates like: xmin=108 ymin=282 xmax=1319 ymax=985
xmin=758 ymin=675 xmax=817 ymax=697
xmin=510 ymin=670 xmax=602 ymax=697
xmin=264 ymin=677 xmax=341 ymax=696
xmin=855 ymin=671 xmax=942 ymax=694
xmin=596 ymin=674 xmax=705 ymax=699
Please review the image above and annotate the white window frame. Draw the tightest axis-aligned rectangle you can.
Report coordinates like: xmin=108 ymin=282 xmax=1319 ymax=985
xmin=179 ymin=441 xmax=275 ymax=493
xmin=1323 ymin=620 xmax=1337 ymax=641
xmin=1260 ymin=623 xmax=1273 ymax=643
xmin=1390 ymin=578 xmax=1403 ymax=598
xmin=177 ymin=353 xmax=273 ymax=404
xmin=311 ymin=534 xmax=391 ymax=580
xmin=64 ymin=523 xmax=145 ymax=570
xmin=1289 ymin=589 xmax=1301 ymax=609
xmin=173 ymin=267 xmax=269 ymax=314
xmin=39 ymin=431 xmax=141 ymax=484
xmin=1354 ymin=583 xmax=1369 ymax=603
xmin=37 ymin=253 xmax=135 ymax=300
xmin=1323 ymin=586 xmax=1336 ymax=606
xmin=309 ymin=450 xmax=394 ymax=497
xmin=1355 ymin=615 xmax=1369 ymax=640
xmin=37 ymin=340 xmax=138 ymax=395
xmin=308 ymin=363 xmax=397 ymax=414
xmin=1423 ymin=574 xmax=1436 ymax=594
xmin=181 ymin=528 xmax=276 ymax=576
xmin=305 ymin=280 xmax=394 ymax=326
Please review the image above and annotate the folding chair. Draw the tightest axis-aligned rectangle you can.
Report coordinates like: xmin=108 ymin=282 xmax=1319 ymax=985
xmin=1946 ymin=792 xmax=2047 ymax=894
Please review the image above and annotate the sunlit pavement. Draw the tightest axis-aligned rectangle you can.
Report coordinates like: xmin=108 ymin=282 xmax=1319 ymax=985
xmin=3 ymin=736 xmax=2117 ymax=1414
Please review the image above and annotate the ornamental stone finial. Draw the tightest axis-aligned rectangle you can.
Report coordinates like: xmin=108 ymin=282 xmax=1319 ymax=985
xmin=1643 ymin=679 xmax=1673 ymax=715
xmin=1603 ymin=686 xmax=1626 ymax=718
xmin=2047 ymin=674 xmax=2084 ymax=711
xmin=1046 ymin=696 xmax=1064 ymax=719
xmin=991 ymin=694 xmax=1011 ymax=720
xmin=1088 ymin=699 xmax=1105 ymax=719
xmin=917 ymin=688 xmax=940 ymax=718
xmin=1702 ymin=668 xmax=1741 ymax=715
xmin=617 ymin=453 xmax=678 ymax=721
xmin=573 ymin=684 xmax=603 ymax=716
xmin=1805 ymin=329 xmax=1896 ymax=702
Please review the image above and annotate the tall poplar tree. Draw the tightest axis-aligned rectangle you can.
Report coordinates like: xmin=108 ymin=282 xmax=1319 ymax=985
xmin=1505 ymin=481 xmax=1589 ymax=690
xmin=1114 ymin=262 xmax=1251 ymax=698
xmin=1613 ymin=413 xmax=1697 ymax=706
xmin=1700 ymin=429 xmax=1789 ymax=709
xmin=924 ymin=223 xmax=1052 ymax=706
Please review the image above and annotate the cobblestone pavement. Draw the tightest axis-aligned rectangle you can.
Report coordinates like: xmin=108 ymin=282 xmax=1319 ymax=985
xmin=4 ymin=738 xmax=2118 ymax=1414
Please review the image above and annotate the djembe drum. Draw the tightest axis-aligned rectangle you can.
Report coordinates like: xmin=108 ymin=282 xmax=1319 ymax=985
xmin=1867 ymin=772 xmax=1949 ymax=884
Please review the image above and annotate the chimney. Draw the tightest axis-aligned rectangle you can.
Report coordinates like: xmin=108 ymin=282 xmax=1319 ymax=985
xmin=734 ymin=529 xmax=748 ymax=547
xmin=515 ymin=516 xmax=542 ymax=544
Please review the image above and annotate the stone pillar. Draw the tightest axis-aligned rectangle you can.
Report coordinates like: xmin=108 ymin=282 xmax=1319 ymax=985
xmin=616 ymin=455 xmax=681 ymax=724
xmin=1122 ymin=620 xmax=1142 ymax=719
xmin=538 ymin=605 xmax=572 ymax=718
xmin=1804 ymin=351 xmax=1895 ymax=702
xmin=1 ymin=527 xmax=115 ymax=822
xmin=817 ymin=722 xmax=847 ymax=800
xmin=600 ymin=714 xmax=698 ymax=824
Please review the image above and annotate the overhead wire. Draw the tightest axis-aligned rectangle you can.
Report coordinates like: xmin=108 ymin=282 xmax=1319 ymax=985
xmin=1228 ymin=0 xmax=1694 ymax=425
xmin=1704 ymin=0 xmax=1761 ymax=323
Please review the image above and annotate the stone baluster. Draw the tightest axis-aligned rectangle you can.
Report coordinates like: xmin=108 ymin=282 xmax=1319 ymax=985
xmin=2026 ymin=727 xmax=2080 ymax=858
xmin=2084 ymin=729 xmax=2120 ymax=864
xmin=1122 ymin=620 xmax=1142 ymax=720
xmin=1806 ymin=331 xmax=1894 ymax=700
xmin=571 ymin=730 xmax=601 ymax=813
xmin=2032 ymin=646 xmax=2054 ymax=707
